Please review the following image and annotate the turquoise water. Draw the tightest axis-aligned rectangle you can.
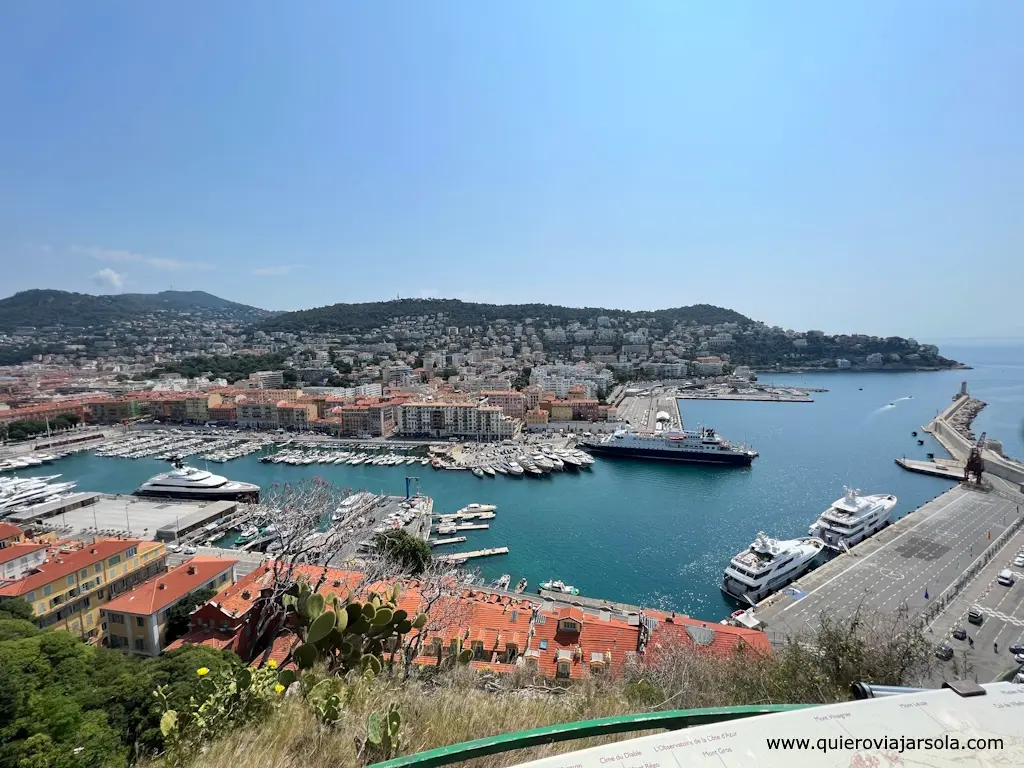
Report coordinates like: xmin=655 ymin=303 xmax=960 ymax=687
xmin=16 ymin=342 xmax=1024 ymax=619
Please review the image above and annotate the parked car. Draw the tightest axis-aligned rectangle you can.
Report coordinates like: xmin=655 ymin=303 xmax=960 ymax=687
xmin=1014 ymin=556 xmax=1024 ymax=568
xmin=1014 ymin=671 xmax=1024 ymax=684
xmin=935 ymin=644 xmax=954 ymax=661
xmin=1014 ymin=653 xmax=1024 ymax=665
xmin=968 ymin=607 xmax=984 ymax=625
xmin=1009 ymin=643 xmax=1024 ymax=656
xmin=998 ymin=569 xmax=1015 ymax=587
xmin=952 ymin=627 xmax=967 ymax=641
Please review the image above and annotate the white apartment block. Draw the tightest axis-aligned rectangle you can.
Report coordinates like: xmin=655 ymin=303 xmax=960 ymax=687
xmin=398 ymin=402 xmax=517 ymax=441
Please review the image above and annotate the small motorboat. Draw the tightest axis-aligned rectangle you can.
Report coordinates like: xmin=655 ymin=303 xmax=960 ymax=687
xmin=911 ymin=431 xmax=918 ymax=437
xmin=492 ymin=574 xmax=511 ymax=590
xmin=917 ymin=440 xmax=924 ymax=445
xmin=472 ymin=467 xmax=485 ymax=478
xmin=514 ymin=578 xmax=528 ymax=593
xmin=235 ymin=525 xmax=259 ymax=545
xmin=539 ymin=579 xmax=579 ymax=596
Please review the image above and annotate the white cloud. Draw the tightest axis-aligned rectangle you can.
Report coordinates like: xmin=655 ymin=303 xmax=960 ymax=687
xmin=91 ymin=267 xmax=125 ymax=289
xmin=253 ymin=264 xmax=305 ymax=276
xmin=74 ymin=245 xmax=214 ymax=272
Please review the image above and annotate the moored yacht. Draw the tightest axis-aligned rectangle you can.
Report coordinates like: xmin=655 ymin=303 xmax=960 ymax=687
xmin=721 ymin=532 xmax=825 ymax=605
xmin=582 ymin=426 xmax=756 ymax=466
xmin=808 ymin=487 xmax=897 ymax=551
xmin=134 ymin=460 xmax=260 ymax=502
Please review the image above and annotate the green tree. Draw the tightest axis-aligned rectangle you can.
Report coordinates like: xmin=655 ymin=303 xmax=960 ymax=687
xmin=0 ymin=597 xmax=34 ymax=621
xmin=164 ymin=586 xmax=218 ymax=644
xmin=373 ymin=530 xmax=432 ymax=575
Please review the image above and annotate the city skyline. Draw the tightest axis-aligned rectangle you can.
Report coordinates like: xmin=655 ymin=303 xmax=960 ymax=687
xmin=1 ymin=2 xmax=1021 ymax=339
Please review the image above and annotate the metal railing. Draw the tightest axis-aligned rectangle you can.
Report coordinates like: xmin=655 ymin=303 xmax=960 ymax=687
xmin=367 ymin=704 xmax=809 ymax=767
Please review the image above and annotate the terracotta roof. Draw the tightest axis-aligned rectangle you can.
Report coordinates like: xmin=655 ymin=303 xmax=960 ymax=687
xmin=644 ymin=610 xmax=772 ymax=657
xmin=528 ymin=606 xmax=638 ymax=679
xmin=0 ymin=539 xmax=147 ymax=597
xmin=0 ymin=522 xmax=24 ymax=540
xmin=102 ymin=557 xmax=236 ymax=616
xmin=164 ymin=627 xmax=239 ymax=653
xmin=0 ymin=542 xmax=47 ymax=566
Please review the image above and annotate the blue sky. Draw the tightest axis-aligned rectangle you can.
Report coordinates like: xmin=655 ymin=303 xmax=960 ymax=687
xmin=0 ymin=2 xmax=1020 ymax=338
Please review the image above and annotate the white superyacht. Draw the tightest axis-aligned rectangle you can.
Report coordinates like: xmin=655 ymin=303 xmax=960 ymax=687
xmin=808 ymin=487 xmax=897 ymax=551
xmin=134 ymin=460 xmax=260 ymax=502
xmin=721 ymin=531 xmax=825 ymax=604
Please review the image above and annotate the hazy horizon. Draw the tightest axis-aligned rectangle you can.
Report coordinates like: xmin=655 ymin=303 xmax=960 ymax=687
xmin=1 ymin=2 xmax=1021 ymax=339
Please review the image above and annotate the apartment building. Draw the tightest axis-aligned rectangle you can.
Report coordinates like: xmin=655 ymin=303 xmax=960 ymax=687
xmin=236 ymin=401 xmax=279 ymax=429
xmin=183 ymin=392 xmax=223 ymax=422
xmin=89 ymin=398 xmax=143 ymax=424
xmin=0 ymin=539 xmax=166 ymax=644
xmin=693 ymin=356 xmax=725 ymax=375
xmin=276 ymin=401 xmax=318 ymax=429
xmin=398 ymin=402 xmax=517 ymax=441
xmin=246 ymin=370 xmax=285 ymax=388
xmin=0 ymin=522 xmax=27 ymax=547
xmin=101 ymin=557 xmax=237 ymax=656
xmin=481 ymin=390 xmax=526 ymax=419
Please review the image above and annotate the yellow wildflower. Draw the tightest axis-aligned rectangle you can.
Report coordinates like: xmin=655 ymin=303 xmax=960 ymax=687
xmin=197 ymin=667 xmax=210 ymax=677
xmin=274 ymin=684 xmax=285 ymax=694
xmin=267 ymin=659 xmax=277 ymax=669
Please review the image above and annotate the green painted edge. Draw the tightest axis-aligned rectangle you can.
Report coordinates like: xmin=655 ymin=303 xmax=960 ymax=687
xmin=368 ymin=704 xmax=811 ymax=767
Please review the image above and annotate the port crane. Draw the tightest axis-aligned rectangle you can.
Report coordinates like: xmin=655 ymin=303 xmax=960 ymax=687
xmin=964 ymin=432 xmax=986 ymax=484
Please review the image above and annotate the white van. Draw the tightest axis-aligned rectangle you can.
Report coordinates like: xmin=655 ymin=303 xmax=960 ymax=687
xmin=998 ymin=569 xmax=1015 ymax=587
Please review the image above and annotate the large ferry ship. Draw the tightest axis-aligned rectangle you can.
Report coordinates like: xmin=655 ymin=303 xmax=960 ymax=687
xmin=134 ymin=460 xmax=260 ymax=502
xmin=581 ymin=427 xmax=757 ymax=466
xmin=721 ymin=531 xmax=825 ymax=604
xmin=808 ymin=487 xmax=897 ymax=551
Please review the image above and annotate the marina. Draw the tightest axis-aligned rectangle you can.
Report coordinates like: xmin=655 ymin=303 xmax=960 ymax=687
xmin=2 ymin=349 xmax=1021 ymax=620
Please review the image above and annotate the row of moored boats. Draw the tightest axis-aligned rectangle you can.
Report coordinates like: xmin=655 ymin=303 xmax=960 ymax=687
xmin=263 ymin=449 xmax=431 ymax=467
xmin=722 ymin=487 xmax=898 ymax=606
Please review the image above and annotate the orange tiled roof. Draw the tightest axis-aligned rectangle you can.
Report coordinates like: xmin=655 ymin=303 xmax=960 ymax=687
xmin=0 ymin=539 xmax=146 ymax=597
xmin=0 ymin=542 xmax=47 ymax=567
xmin=0 ymin=522 xmax=24 ymax=540
xmin=644 ymin=609 xmax=772 ymax=656
xmin=102 ymin=557 xmax=237 ymax=616
xmin=528 ymin=605 xmax=638 ymax=679
xmin=164 ymin=627 xmax=239 ymax=653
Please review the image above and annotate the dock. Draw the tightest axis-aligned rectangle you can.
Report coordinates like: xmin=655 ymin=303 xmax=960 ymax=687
xmin=895 ymin=456 xmax=965 ymax=480
xmin=753 ymin=485 xmax=1022 ymax=644
xmin=427 ymin=536 xmax=467 ymax=547
xmin=436 ymin=546 xmax=509 ymax=563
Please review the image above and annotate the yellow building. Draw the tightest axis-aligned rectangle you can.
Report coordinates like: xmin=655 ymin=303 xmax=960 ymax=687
xmin=183 ymin=392 xmax=223 ymax=423
xmin=102 ymin=556 xmax=237 ymax=656
xmin=0 ymin=539 xmax=166 ymax=644
xmin=276 ymin=401 xmax=318 ymax=429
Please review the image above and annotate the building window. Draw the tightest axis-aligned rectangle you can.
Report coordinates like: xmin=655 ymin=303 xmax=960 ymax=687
xmin=134 ymin=638 xmax=145 ymax=651
xmin=108 ymin=555 xmax=121 ymax=567
xmin=219 ymin=574 xmax=228 ymax=584
xmin=25 ymin=591 xmax=34 ymax=602
xmin=110 ymin=613 xmax=124 ymax=624
xmin=67 ymin=575 xmax=75 ymax=586
xmin=80 ymin=569 xmax=88 ymax=579
xmin=556 ymin=661 xmax=571 ymax=679
xmin=136 ymin=616 xmax=145 ymax=628
xmin=95 ymin=564 xmax=102 ymax=574
xmin=43 ymin=584 xmax=52 ymax=596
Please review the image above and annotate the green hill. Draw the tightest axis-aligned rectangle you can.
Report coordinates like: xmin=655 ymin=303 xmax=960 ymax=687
xmin=0 ymin=289 xmax=270 ymax=330
xmin=259 ymin=298 xmax=751 ymax=333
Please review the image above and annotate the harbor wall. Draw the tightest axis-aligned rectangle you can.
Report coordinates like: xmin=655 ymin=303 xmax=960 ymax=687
xmin=925 ymin=393 xmax=1024 ymax=487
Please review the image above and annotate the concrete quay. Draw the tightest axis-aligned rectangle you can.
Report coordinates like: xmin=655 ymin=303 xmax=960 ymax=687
xmin=754 ymin=485 xmax=1022 ymax=643
xmin=895 ymin=456 xmax=966 ymax=481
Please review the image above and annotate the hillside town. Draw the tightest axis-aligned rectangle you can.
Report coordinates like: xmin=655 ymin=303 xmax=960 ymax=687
xmin=0 ymin=294 xmax=960 ymax=438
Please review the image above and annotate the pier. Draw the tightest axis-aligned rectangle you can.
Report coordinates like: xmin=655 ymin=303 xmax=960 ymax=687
xmin=754 ymin=485 xmax=1022 ymax=644
xmin=435 ymin=546 xmax=509 ymax=563
xmin=895 ymin=456 xmax=965 ymax=481
xmin=427 ymin=536 xmax=467 ymax=547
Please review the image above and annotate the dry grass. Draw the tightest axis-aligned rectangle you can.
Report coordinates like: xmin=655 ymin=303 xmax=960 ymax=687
xmin=182 ymin=672 xmax=638 ymax=768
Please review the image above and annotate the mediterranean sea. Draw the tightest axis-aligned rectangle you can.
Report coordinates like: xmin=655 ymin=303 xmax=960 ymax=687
xmin=15 ymin=342 xmax=1024 ymax=619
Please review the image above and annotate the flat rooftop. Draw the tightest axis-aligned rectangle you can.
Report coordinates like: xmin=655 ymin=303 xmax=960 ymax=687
xmin=756 ymin=486 xmax=1020 ymax=638
xmin=29 ymin=495 xmax=236 ymax=540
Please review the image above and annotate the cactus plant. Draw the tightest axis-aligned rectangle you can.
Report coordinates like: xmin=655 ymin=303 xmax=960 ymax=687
xmin=366 ymin=703 xmax=403 ymax=760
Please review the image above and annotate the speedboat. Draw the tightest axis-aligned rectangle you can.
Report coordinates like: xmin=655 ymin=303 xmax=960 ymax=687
xmin=539 ymin=579 xmax=579 ymax=596
xmin=235 ymin=526 xmax=260 ymax=545
xmin=472 ymin=467 xmax=485 ymax=478
xmin=507 ymin=461 xmax=524 ymax=476
xmin=722 ymin=532 xmax=825 ymax=605
xmin=514 ymin=578 xmax=528 ymax=593
xmin=458 ymin=503 xmax=497 ymax=513
xmin=492 ymin=574 xmax=511 ymax=590
xmin=482 ymin=465 xmax=496 ymax=477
